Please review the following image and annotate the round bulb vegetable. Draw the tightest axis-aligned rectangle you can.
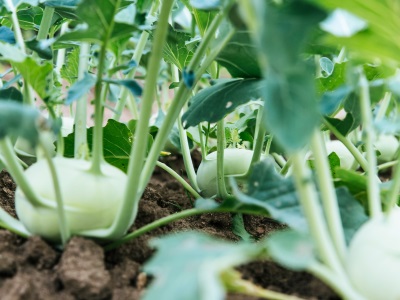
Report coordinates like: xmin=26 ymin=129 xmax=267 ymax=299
xmin=374 ymin=134 xmax=399 ymax=162
xmin=196 ymin=148 xmax=254 ymax=198
xmin=15 ymin=157 xmax=127 ymax=242
xmin=347 ymin=207 xmax=400 ymax=300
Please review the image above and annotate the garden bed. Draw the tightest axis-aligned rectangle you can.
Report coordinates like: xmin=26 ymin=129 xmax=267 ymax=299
xmin=0 ymin=154 xmax=338 ymax=300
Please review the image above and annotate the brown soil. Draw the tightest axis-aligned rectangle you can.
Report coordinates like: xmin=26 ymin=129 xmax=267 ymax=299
xmin=0 ymin=154 xmax=339 ymax=300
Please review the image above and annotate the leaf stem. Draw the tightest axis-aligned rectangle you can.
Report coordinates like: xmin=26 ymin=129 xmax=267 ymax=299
xmin=291 ymin=152 xmax=345 ymax=277
xmin=217 ymin=119 xmax=230 ymax=199
xmin=323 ymin=119 xmax=369 ymax=171
xmin=387 ymin=160 xmax=400 ymax=210
xmin=104 ymin=208 xmax=207 ymax=251
xmin=74 ymin=43 xmax=90 ymax=159
xmin=36 ymin=6 xmax=55 ymax=41
xmin=155 ymin=161 xmax=201 ymax=199
xmin=0 ymin=137 xmax=42 ymax=206
xmin=39 ymin=136 xmax=70 ymax=246
xmin=310 ymin=130 xmax=346 ymax=263
xmin=308 ymin=263 xmax=364 ymax=300
xmin=358 ymin=73 xmax=382 ymax=217
xmin=112 ymin=0 xmax=160 ymax=121
xmin=139 ymin=3 xmax=236 ymax=196
xmin=4 ymin=0 xmax=25 ymax=52
xmin=115 ymin=0 xmax=175 ymax=234
xmin=90 ymin=0 xmax=122 ymax=174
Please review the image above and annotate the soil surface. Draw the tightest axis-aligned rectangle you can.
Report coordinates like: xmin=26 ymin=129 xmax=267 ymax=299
xmin=0 ymin=153 xmax=339 ymax=300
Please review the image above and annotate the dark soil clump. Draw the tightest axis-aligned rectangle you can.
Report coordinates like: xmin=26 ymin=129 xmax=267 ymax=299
xmin=0 ymin=156 xmax=339 ymax=299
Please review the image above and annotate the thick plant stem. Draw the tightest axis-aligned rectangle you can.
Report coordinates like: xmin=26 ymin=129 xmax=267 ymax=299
xmin=173 ymin=65 xmax=200 ymax=192
xmin=217 ymin=119 xmax=230 ymax=199
xmin=359 ymin=74 xmax=382 ymax=218
xmin=223 ymin=270 xmax=305 ymax=300
xmin=90 ymin=0 xmax=122 ymax=174
xmin=112 ymin=1 xmax=160 ymax=121
xmin=323 ymin=120 xmax=369 ymax=171
xmin=376 ymin=92 xmax=391 ymax=120
xmin=250 ymin=106 xmax=266 ymax=166
xmin=74 ymin=43 xmax=90 ymax=159
xmin=155 ymin=161 xmax=201 ymax=199
xmin=118 ymin=0 xmax=175 ymax=232
xmin=55 ymin=23 xmax=68 ymax=75
xmin=387 ymin=161 xmax=400 ymax=210
xmin=4 ymin=0 xmax=25 ymax=52
xmin=39 ymin=137 xmax=70 ymax=246
xmin=104 ymin=208 xmax=206 ymax=251
xmin=139 ymin=4 xmax=235 ymax=195
xmin=0 ymin=138 xmax=43 ymax=206
xmin=310 ymin=130 xmax=346 ymax=263
xmin=291 ymin=152 xmax=345 ymax=277
xmin=36 ymin=6 xmax=55 ymax=41
xmin=308 ymin=263 xmax=364 ymax=300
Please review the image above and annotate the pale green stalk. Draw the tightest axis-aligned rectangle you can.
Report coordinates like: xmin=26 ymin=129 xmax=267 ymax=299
xmin=250 ymin=105 xmax=266 ymax=166
xmin=39 ymin=136 xmax=70 ymax=246
xmin=217 ymin=119 xmax=230 ymax=199
xmin=310 ymin=130 xmax=346 ymax=263
xmin=74 ymin=43 xmax=90 ymax=159
xmin=387 ymin=161 xmax=400 ymax=210
xmin=198 ymin=124 xmax=207 ymax=158
xmin=112 ymin=1 xmax=160 ymax=120
xmin=4 ymin=0 xmax=25 ymax=52
xmin=55 ymin=23 xmax=69 ymax=74
xmin=172 ymin=65 xmax=200 ymax=192
xmin=291 ymin=152 xmax=345 ymax=277
xmin=359 ymin=73 xmax=382 ymax=217
xmin=0 ymin=137 xmax=42 ymax=206
xmin=36 ymin=6 xmax=55 ymax=41
xmin=138 ymin=2 xmax=236 ymax=195
xmin=155 ymin=161 xmax=201 ymax=199
xmin=376 ymin=92 xmax=392 ymax=120
xmin=378 ymin=160 xmax=398 ymax=171
xmin=323 ymin=120 xmax=369 ymax=171
xmin=90 ymin=0 xmax=122 ymax=174
xmin=308 ymin=263 xmax=364 ymax=300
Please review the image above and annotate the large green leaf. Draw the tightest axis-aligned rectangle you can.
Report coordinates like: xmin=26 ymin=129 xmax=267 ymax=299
xmin=181 ymin=0 xmax=216 ymax=36
xmin=254 ymin=1 xmax=326 ymax=151
xmin=163 ymin=27 xmax=196 ymax=71
xmin=56 ymin=0 xmax=136 ymax=44
xmin=263 ymin=66 xmax=321 ymax=151
xmin=0 ymin=101 xmax=40 ymax=145
xmin=143 ymin=232 xmax=263 ymax=300
xmin=313 ymin=0 xmax=400 ymax=66
xmin=216 ymin=30 xmax=262 ymax=78
xmin=64 ymin=119 xmax=132 ymax=172
xmin=0 ymin=42 xmax=53 ymax=99
xmin=266 ymin=230 xmax=317 ymax=271
xmin=182 ymin=78 xmax=264 ymax=128
xmin=60 ymin=47 xmax=80 ymax=84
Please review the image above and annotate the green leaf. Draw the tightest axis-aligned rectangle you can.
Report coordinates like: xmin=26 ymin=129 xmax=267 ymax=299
xmin=60 ymin=47 xmax=80 ymax=84
xmin=182 ymin=78 xmax=264 ymax=128
xmin=266 ymin=230 xmax=316 ymax=271
xmin=263 ymin=66 xmax=321 ymax=151
xmin=163 ymin=27 xmax=196 ymax=71
xmin=144 ymin=232 xmax=263 ymax=300
xmin=317 ymin=62 xmax=346 ymax=93
xmin=64 ymin=119 xmax=132 ymax=172
xmin=0 ymin=101 xmax=40 ymax=145
xmin=25 ymin=38 xmax=53 ymax=60
xmin=254 ymin=1 xmax=326 ymax=151
xmin=0 ymin=27 xmax=15 ymax=44
xmin=16 ymin=6 xmax=43 ymax=31
xmin=232 ymin=213 xmax=254 ymax=242
xmin=0 ymin=87 xmax=23 ymax=102
xmin=14 ymin=58 xmax=53 ymax=99
xmin=325 ymin=114 xmax=355 ymax=136
xmin=65 ymin=72 xmax=96 ymax=105
xmin=335 ymin=187 xmax=368 ymax=244
xmin=181 ymin=0 xmax=216 ymax=36
xmin=103 ymin=78 xmax=143 ymax=97
xmin=215 ymin=30 xmax=262 ymax=78
xmin=55 ymin=0 xmax=137 ymax=44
